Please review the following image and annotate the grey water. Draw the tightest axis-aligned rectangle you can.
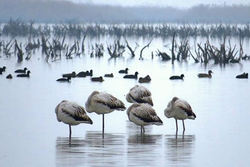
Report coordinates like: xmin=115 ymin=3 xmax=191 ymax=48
xmin=1 ymin=36 xmax=250 ymax=167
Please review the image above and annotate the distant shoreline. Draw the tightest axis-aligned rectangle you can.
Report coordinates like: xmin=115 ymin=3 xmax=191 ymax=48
xmin=0 ymin=0 xmax=250 ymax=24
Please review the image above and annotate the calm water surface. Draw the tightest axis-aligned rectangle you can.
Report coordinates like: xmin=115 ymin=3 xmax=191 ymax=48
xmin=0 ymin=37 xmax=250 ymax=167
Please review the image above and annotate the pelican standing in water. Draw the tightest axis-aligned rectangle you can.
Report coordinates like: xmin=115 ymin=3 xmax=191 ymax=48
xmin=85 ymin=91 xmax=126 ymax=138
xmin=127 ymin=103 xmax=163 ymax=134
xmin=164 ymin=97 xmax=196 ymax=132
xmin=126 ymin=85 xmax=153 ymax=106
xmin=55 ymin=100 xmax=93 ymax=142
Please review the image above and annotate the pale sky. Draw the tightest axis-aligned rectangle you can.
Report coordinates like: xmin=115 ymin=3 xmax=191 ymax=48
xmin=69 ymin=0 xmax=250 ymax=8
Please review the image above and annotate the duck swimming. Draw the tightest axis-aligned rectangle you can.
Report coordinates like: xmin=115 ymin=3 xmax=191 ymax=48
xmin=119 ymin=68 xmax=128 ymax=74
xmin=123 ymin=72 xmax=139 ymax=79
xmin=169 ymin=74 xmax=184 ymax=80
xmin=139 ymin=75 xmax=151 ymax=83
xmin=17 ymin=71 xmax=31 ymax=78
xmin=236 ymin=72 xmax=248 ymax=79
xmin=198 ymin=70 xmax=213 ymax=78
xmin=15 ymin=67 xmax=27 ymax=73
xmin=91 ymin=76 xmax=104 ymax=82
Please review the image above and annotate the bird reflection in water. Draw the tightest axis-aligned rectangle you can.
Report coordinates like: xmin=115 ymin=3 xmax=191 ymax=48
xmin=165 ymin=134 xmax=195 ymax=166
xmin=126 ymin=120 xmax=164 ymax=166
xmin=55 ymin=132 xmax=126 ymax=167
xmin=126 ymin=120 xmax=153 ymax=135
xmin=56 ymin=137 xmax=87 ymax=167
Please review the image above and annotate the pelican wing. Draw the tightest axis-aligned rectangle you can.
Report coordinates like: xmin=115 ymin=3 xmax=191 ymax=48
xmin=60 ymin=101 xmax=92 ymax=123
xmin=175 ymin=99 xmax=196 ymax=118
xmin=130 ymin=104 xmax=162 ymax=124
xmin=131 ymin=85 xmax=151 ymax=97
xmin=95 ymin=92 xmax=126 ymax=110
xmin=128 ymin=85 xmax=152 ymax=104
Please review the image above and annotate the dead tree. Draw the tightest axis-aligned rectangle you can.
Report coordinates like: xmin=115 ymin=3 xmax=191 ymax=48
xmin=107 ymin=40 xmax=125 ymax=59
xmin=125 ymin=39 xmax=138 ymax=58
xmin=171 ymin=32 xmax=176 ymax=64
xmin=81 ymin=35 xmax=86 ymax=54
xmin=15 ymin=40 xmax=24 ymax=63
xmin=176 ymin=39 xmax=190 ymax=61
xmin=139 ymin=40 xmax=152 ymax=60
xmin=189 ymin=50 xmax=199 ymax=63
xmin=3 ymin=39 xmax=14 ymax=57
xmin=156 ymin=49 xmax=171 ymax=61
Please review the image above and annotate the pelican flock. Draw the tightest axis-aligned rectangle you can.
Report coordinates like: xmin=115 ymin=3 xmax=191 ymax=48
xmin=55 ymin=85 xmax=197 ymax=140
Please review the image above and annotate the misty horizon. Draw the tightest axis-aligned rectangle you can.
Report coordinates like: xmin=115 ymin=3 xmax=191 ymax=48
xmin=0 ymin=0 xmax=250 ymax=23
xmin=69 ymin=0 xmax=250 ymax=8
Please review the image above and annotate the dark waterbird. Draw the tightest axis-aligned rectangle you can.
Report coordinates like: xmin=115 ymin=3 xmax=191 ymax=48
xmin=119 ymin=68 xmax=128 ymax=74
xmin=6 ymin=74 xmax=12 ymax=79
xmin=169 ymin=74 xmax=184 ymax=80
xmin=62 ymin=72 xmax=76 ymax=78
xmin=76 ymin=71 xmax=86 ymax=77
xmin=123 ymin=72 xmax=139 ymax=79
xmin=17 ymin=71 xmax=31 ymax=78
xmin=139 ymin=75 xmax=151 ymax=83
xmin=85 ymin=70 xmax=93 ymax=76
xmin=15 ymin=67 xmax=27 ymax=73
xmin=91 ymin=76 xmax=104 ymax=82
xmin=198 ymin=70 xmax=213 ymax=78
xmin=0 ymin=66 xmax=6 ymax=73
xmin=104 ymin=73 xmax=114 ymax=78
xmin=236 ymin=72 xmax=248 ymax=79
xmin=56 ymin=76 xmax=71 ymax=82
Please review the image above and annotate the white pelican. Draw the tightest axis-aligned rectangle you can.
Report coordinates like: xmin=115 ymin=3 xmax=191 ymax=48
xmin=164 ymin=97 xmax=196 ymax=132
xmin=55 ymin=100 xmax=93 ymax=142
xmin=198 ymin=70 xmax=213 ymax=78
xmin=126 ymin=85 xmax=153 ymax=106
xmin=85 ymin=91 xmax=126 ymax=138
xmin=127 ymin=103 xmax=163 ymax=133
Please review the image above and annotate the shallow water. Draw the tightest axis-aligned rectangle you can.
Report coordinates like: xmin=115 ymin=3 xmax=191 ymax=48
xmin=1 ymin=37 xmax=250 ymax=167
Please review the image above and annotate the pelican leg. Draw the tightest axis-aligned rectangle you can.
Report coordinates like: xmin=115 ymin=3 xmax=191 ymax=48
xmin=141 ymin=126 xmax=142 ymax=134
xmin=182 ymin=120 xmax=185 ymax=132
xmin=142 ymin=126 xmax=145 ymax=133
xmin=175 ymin=119 xmax=178 ymax=132
xmin=102 ymin=114 xmax=105 ymax=139
xmin=69 ymin=125 xmax=72 ymax=143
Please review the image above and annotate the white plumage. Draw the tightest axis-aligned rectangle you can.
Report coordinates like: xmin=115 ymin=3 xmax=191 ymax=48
xmin=55 ymin=100 xmax=93 ymax=142
xmin=164 ymin=97 xmax=196 ymax=132
xmin=85 ymin=91 xmax=126 ymax=138
xmin=127 ymin=103 xmax=163 ymax=133
xmin=126 ymin=85 xmax=153 ymax=106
